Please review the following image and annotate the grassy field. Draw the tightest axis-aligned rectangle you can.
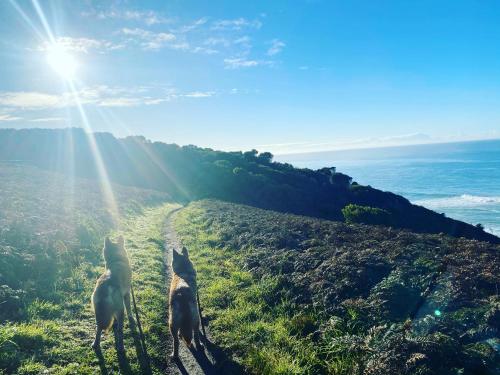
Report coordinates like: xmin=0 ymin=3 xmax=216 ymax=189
xmin=0 ymin=163 xmax=178 ymax=374
xmin=174 ymin=199 xmax=500 ymax=375
xmin=2 ymin=162 xmax=499 ymax=375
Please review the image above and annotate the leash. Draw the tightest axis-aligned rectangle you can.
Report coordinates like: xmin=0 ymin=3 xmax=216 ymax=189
xmin=131 ymin=284 xmax=147 ymax=354
xmin=197 ymin=289 xmax=207 ymax=337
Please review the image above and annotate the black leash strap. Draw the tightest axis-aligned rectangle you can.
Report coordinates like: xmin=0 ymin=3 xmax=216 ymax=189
xmin=131 ymin=284 xmax=147 ymax=353
xmin=197 ymin=289 xmax=207 ymax=337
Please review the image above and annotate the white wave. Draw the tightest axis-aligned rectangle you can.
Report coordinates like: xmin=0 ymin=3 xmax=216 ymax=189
xmin=414 ymin=194 xmax=500 ymax=208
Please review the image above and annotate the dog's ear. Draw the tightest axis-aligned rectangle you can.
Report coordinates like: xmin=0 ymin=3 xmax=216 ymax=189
xmin=182 ymin=247 xmax=189 ymax=258
xmin=173 ymin=249 xmax=179 ymax=259
xmin=117 ymin=235 xmax=124 ymax=247
xmin=105 ymin=236 xmax=112 ymax=247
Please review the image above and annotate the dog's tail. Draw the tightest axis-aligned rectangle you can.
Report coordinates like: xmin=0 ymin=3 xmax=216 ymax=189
xmin=175 ymin=290 xmax=194 ymax=346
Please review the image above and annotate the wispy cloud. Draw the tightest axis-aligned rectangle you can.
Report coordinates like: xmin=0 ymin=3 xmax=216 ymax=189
xmin=0 ymin=85 xmax=217 ymax=111
xmin=121 ymin=28 xmax=178 ymax=50
xmin=175 ymin=17 xmax=209 ymax=33
xmin=37 ymin=36 xmax=124 ymax=53
xmin=0 ymin=92 xmax=62 ymax=109
xmin=120 ymin=28 xmax=219 ymax=54
xmin=83 ymin=9 xmax=169 ymax=25
xmin=0 ymin=113 xmax=22 ymax=121
xmin=267 ymin=39 xmax=285 ymax=56
xmin=212 ymin=18 xmax=262 ymax=31
xmin=29 ymin=117 xmax=65 ymax=122
xmin=224 ymin=58 xmax=272 ymax=69
xmin=183 ymin=91 xmax=215 ymax=98
xmin=204 ymin=37 xmax=230 ymax=47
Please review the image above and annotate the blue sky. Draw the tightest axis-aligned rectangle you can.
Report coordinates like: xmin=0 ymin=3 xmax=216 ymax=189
xmin=1 ymin=0 xmax=500 ymax=154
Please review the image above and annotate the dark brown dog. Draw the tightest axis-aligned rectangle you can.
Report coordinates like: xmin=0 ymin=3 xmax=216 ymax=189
xmin=169 ymin=247 xmax=203 ymax=359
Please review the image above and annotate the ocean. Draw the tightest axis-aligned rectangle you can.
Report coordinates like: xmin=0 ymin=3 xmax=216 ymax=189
xmin=278 ymin=139 xmax=500 ymax=236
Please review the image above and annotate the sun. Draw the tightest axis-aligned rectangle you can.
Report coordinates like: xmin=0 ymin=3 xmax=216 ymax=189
xmin=46 ymin=45 xmax=78 ymax=80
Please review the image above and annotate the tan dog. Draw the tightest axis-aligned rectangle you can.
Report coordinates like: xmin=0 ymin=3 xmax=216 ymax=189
xmin=169 ymin=247 xmax=203 ymax=359
xmin=91 ymin=236 xmax=134 ymax=352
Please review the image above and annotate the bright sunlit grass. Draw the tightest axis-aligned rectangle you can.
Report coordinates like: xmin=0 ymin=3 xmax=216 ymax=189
xmin=46 ymin=45 xmax=78 ymax=80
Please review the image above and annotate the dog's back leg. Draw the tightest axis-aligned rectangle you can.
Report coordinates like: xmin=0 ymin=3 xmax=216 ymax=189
xmin=169 ymin=321 xmax=179 ymax=359
xmin=92 ymin=326 xmax=103 ymax=351
xmin=113 ymin=308 xmax=125 ymax=352
xmin=169 ymin=301 xmax=180 ymax=359
xmin=124 ymin=291 xmax=136 ymax=329
xmin=191 ymin=301 xmax=203 ymax=350
xmin=193 ymin=325 xmax=203 ymax=350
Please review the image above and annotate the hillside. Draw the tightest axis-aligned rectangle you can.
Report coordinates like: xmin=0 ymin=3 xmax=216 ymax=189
xmin=0 ymin=128 xmax=498 ymax=244
xmin=174 ymin=200 xmax=500 ymax=375
xmin=0 ymin=162 xmax=177 ymax=374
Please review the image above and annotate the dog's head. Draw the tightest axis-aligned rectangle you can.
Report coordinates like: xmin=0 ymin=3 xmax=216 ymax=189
xmin=103 ymin=235 xmax=126 ymax=264
xmin=172 ymin=247 xmax=195 ymax=278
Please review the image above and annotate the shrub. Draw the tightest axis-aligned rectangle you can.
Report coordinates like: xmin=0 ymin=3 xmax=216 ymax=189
xmin=342 ymin=204 xmax=392 ymax=226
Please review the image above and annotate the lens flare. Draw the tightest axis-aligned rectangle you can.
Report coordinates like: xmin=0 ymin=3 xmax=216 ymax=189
xmin=46 ymin=45 xmax=78 ymax=80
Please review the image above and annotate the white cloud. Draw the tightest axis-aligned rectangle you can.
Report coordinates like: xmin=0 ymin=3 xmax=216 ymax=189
xmin=176 ymin=17 xmax=209 ymax=33
xmin=0 ymin=92 xmax=62 ymax=109
xmin=191 ymin=46 xmax=218 ymax=54
xmin=29 ymin=117 xmax=65 ymax=122
xmin=0 ymin=86 xmax=218 ymax=111
xmin=204 ymin=37 xmax=230 ymax=47
xmin=267 ymin=39 xmax=285 ymax=56
xmin=224 ymin=58 xmax=272 ymax=69
xmin=84 ymin=9 xmax=169 ymax=25
xmin=97 ymin=97 xmax=144 ymax=107
xmin=0 ymin=113 xmax=22 ymax=121
xmin=183 ymin=91 xmax=215 ymax=98
xmin=120 ymin=27 xmax=219 ymax=54
xmin=212 ymin=18 xmax=262 ymax=30
xmin=37 ymin=36 xmax=123 ymax=54
xmin=121 ymin=28 xmax=177 ymax=50
xmin=203 ymin=36 xmax=251 ymax=52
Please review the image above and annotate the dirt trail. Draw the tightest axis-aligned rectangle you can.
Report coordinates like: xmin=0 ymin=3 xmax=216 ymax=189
xmin=163 ymin=208 xmax=244 ymax=375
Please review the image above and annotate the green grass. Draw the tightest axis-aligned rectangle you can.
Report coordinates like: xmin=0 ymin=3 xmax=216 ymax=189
xmin=0 ymin=163 xmax=180 ymax=374
xmin=174 ymin=205 xmax=326 ymax=374
xmin=174 ymin=200 xmax=500 ymax=375
xmin=1 ymin=203 xmax=179 ymax=374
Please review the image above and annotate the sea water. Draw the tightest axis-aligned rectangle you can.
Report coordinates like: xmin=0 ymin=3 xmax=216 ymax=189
xmin=278 ymin=139 xmax=500 ymax=236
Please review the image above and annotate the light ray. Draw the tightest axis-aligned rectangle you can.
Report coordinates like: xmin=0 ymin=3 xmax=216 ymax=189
xmin=24 ymin=0 xmax=121 ymax=226
xmin=31 ymin=0 xmax=56 ymax=43
xmin=93 ymin=107 xmax=191 ymax=200
xmin=68 ymin=80 xmax=121 ymax=225
xmin=7 ymin=0 xmax=46 ymax=42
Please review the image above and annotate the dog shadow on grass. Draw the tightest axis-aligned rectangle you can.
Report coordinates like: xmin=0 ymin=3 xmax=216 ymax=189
xmin=128 ymin=317 xmax=153 ymax=374
xmin=93 ymin=320 xmax=149 ymax=375
xmin=173 ymin=333 xmax=245 ymax=375
xmin=94 ymin=349 xmax=109 ymax=375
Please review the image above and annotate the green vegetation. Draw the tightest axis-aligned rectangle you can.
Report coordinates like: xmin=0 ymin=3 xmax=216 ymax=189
xmin=0 ymin=163 xmax=177 ymax=374
xmin=175 ymin=200 xmax=500 ymax=375
xmin=1 ymin=128 xmax=497 ymax=243
xmin=342 ymin=204 xmax=392 ymax=226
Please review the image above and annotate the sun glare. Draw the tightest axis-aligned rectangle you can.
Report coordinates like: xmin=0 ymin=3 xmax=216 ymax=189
xmin=46 ymin=45 xmax=78 ymax=80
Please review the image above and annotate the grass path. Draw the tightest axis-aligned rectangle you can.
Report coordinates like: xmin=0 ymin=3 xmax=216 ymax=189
xmin=1 ymin=203 xmax=179 ymax=374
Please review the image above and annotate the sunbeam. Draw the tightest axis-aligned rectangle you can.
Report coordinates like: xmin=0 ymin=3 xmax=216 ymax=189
xmin=19 ymin=0 xmax=121 ymax=225
xmin=68 ymin=80 xmax=121 ymax=225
